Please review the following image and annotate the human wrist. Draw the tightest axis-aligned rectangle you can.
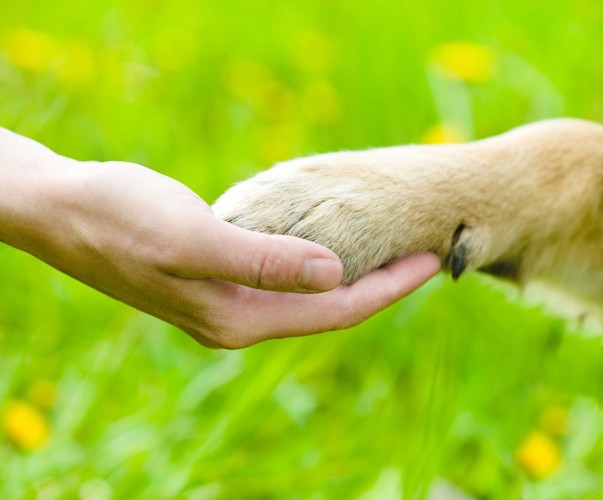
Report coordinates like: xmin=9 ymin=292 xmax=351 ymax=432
xmin=0 ymin=149 xmax=82 ymax=260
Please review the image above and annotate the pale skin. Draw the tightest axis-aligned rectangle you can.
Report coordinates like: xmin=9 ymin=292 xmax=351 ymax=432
xmin=0 ymin=128 xmax=440 ymax=348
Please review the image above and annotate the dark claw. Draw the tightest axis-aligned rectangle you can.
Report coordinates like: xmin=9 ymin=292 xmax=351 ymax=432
xmin=449 ymin=223 xmax=468 ymax=281
xmin=451 ymin=242 xmax=467 ymax=281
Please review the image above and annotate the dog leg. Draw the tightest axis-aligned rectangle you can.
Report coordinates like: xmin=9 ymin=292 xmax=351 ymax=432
xmin=213 ymin=119 xmax=603 ymax=304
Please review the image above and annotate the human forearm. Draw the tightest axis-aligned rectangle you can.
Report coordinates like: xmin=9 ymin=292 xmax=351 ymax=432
xmin=0 ymin=127 xmax=439 ymax=348
xmin=0 ymin=129 xmax=81 ymax=261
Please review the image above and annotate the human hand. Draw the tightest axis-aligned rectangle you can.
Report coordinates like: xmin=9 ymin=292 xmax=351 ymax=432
xmin=0 ymin=128 xmax=440 ymax=348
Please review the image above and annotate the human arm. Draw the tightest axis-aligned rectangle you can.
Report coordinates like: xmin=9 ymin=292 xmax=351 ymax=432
xmin=0 ymin=128 xmax=440 ymax=348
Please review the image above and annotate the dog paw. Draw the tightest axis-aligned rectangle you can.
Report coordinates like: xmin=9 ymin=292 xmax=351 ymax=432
xmin=212 ymin=151 xmax=495 ymax=283
xmin=214 ymin=119 xmax=603 ymax=303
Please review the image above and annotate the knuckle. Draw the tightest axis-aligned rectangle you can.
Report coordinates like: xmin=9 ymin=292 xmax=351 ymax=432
xmin=250 ymin=243 xmax=300 ymax=289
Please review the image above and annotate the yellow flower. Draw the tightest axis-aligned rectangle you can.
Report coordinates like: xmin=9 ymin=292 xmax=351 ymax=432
xmin=3 ymin=28 xmax=61 ymax=72
xmin=301 ymin=80 xmax=341 ymax=125
xmin=431 ymin=42 xmax=497 ymax=83
xmin=422 ymin=123 xmax=467 ymax=144
xmin=2 ymin=29 xmax=96 ymax=88
xmin=515 ymin=431 xmax=561 ymax=479
xmin=28 ymin=379 xmax=57 ymax=409
xmin=2 ymin=400 xmax=50 ymax=451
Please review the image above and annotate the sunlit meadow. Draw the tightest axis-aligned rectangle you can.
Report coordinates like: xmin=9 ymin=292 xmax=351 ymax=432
xmin=1 ymin=1 xmax=603 ymax=498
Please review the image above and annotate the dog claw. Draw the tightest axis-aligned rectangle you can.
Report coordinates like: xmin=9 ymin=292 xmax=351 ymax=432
xmin=451 ymin=242 xmax=467 ymax=281
xmin=449 ymin=223 xmax=468 ymax=281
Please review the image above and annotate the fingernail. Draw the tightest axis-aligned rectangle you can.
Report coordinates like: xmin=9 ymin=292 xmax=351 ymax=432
xmin=301 ymin=258 xmax=342 ymax=292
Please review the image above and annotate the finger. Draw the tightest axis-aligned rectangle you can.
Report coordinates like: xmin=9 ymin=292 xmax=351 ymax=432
xmin=180 ymin=217 xmax=344 ymax=292
xmin=236 ymin=253 xmax=441 ymax=344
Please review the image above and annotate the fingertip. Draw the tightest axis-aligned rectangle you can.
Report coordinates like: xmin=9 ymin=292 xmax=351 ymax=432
xmin=300 ymin=257 xmax=343 ymax=292
xmin=271 ymin=234 xmax=343 ymax=291
xmin=210 ymin=221 xmax=344 ymax=292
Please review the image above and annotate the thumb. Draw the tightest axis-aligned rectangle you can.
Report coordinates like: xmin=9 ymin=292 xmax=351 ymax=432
xmin=188 ymin=219 xmax=344 ymax=292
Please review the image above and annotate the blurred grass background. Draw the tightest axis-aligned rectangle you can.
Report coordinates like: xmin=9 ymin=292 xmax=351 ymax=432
xmin=1 ymin=0 xmax=603 ymax=498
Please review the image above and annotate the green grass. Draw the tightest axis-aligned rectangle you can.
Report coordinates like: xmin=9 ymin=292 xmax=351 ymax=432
xmin=1 ymin=1 xmax=603 ymax=498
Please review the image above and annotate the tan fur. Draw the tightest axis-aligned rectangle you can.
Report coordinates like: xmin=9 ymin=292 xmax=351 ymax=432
xmin=213 ymin=118 xmax=603 ymax=308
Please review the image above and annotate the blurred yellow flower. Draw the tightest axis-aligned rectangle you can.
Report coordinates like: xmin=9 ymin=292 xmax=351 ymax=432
xmin=539 ymin=406 xmax=568 ymax=437
xmin=294 ymin=32 xmax=337 ymax=74
xmin=431 ymin=42 xmax=497 ymax=83
xmin=515 ymin=431 xmax=561 ymax=479
xmin=28 ymin=379 xmax=57 ymax=409
xmin=422 ymin=123 xmax=467 ymax=144
xmin=3 ymin=28 xmax=96 ymax=88
xmin=3 ymin=28 xmax=61 ymax=72
xmin=301 ymin=79 xmax=341 ymax=125
xmin=2 ymin=400 xmax=50 ymax=451
xmin=55 ymin=41 xmax=96 ymax=88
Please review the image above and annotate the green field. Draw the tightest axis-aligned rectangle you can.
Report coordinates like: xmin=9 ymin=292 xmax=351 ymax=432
xmin=1 ymin=1 xmax=603 ymax=498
